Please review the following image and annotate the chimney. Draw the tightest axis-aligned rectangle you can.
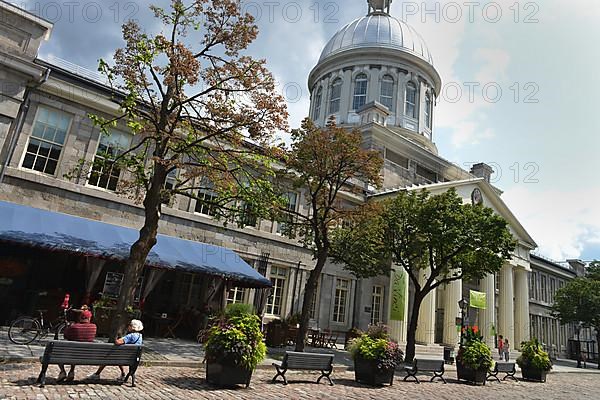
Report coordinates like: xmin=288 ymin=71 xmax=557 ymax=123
xmin=566 ymin=259 xmax=587 ymax=277
xmin=470 ymin=163 xmax=494 ymax=183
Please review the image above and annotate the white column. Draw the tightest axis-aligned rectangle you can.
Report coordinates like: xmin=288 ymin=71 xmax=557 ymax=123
xmin=514 ymin=267 xmax=530 ymax=348
xmin=498 ymin=263 xmax=515 ymax=345
xmin=388 ymin=267 xmax=409 ymax=343
xmin=415 ymin=268 xmax=436 ymax=345
xmin=479 ymin=273 xmax=496 ymax=349
xmin=443 ymin=279 xmax=462 ymax=347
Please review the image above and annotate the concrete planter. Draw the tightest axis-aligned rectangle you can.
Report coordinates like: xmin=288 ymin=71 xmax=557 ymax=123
xmin=457 ymin=362 xmax=487 ymax=385
xmin=354 ymin=358 xmax=395 ymax=386
xmin=206 ymin=362 xmax=253 ymax=388
xmin=521 ymin=367 xmax=547 ymax=383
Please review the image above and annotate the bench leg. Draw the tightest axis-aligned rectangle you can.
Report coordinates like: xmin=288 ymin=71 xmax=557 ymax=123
xmin=430 ymin=371 xmax=447 ymax=384
xmin=403 ymin=370 xmax=420 ymax=384
xmin=129 ymin=365 xmax=139 ymax=387
xmin=503 ymin=372 xmax=518 ymax=382
xmin=37 ymin=364 xmax=48 ymax=388
xmin=316 ymin=369 xmax=334 ymax=386
xmin=487 ymin=372 xmax=501 ymax=383
xmin=272 ymin=366 xmax=288 ymax=385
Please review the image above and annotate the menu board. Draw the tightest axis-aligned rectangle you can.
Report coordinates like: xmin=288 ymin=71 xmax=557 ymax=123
xmin=102 ymin=272 xmax=143 ymax=302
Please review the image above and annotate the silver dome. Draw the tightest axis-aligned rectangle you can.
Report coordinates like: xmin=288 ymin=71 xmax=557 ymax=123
xmin=318 ymin=13 xmax=433 ymax=65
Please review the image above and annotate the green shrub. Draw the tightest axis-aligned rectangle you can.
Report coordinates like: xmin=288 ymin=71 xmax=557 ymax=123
xmin=224 ymin=303 xmax=255 ymax=318
xmin=517 ymin=338 xmax=552 ymax=371
xmin=348 ymin=325 xmax=403 ymax=371
xmin=456 ymin=327 xmax=493 ymax=371
xmin=205 ymin=307 xmax=266 ymax=370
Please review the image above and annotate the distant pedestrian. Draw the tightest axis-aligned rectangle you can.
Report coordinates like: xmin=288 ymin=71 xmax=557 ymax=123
xmin=504 ymin=338 xmax=510 ymax=361
xmin=498 ymin=335 xmax=504 ymax=360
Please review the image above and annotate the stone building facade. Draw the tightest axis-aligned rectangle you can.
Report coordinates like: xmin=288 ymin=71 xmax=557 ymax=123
xmin=0 ymin=0 xmax=591 ymax=356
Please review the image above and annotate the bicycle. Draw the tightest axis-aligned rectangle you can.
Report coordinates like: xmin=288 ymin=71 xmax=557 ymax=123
xmin=8 ymin=307 xmax=71 ymax=345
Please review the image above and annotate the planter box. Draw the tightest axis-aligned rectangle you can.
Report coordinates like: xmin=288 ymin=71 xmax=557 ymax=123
xmin=354 ymin=358 xmax=395 ymax=386
xmin=521 ymin=367 xmax=547 ymax=383
xmin=206 ymin=362 xmax=253 ymax=387
xmin=457 ymin=363 xmax=487 ymax=385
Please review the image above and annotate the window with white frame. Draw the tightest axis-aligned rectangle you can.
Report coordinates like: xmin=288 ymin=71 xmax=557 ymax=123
xmin=22 ymin=106 xmax=71 ymax=175
xmin=332 ymin=278 xmax=349 ymax=323
xmin=88 ymin=130 xmax=132 ymax=191
xmin=161 ymin=169 xmax=178 ymax=205
xmin=352 ymin=74 xmax=368 ymax=110
xmin=425 ymin=92 xmax=433 ymax=128
xmin=265 ymin=266 xmax=287 ymax=316
xmin=195 ymin=189 xmax=219 ymax=217
xmin=227 ymin=287 xmax=246 ymax=305
xmin=277 ymin=192 xmax=298 ymax=236
xmin=405 ymin=81 xmax=418 ymax=119
xmin=313 ymin=86 xmax=323 ymax=120
xmin=371 ymin=285 xmax=383 ymax=325
xmin=380 ymin=75 xmax=394 ymax=110
xmin=238 ymin=201 xmax=258 ymax=228
xmin=329 ymin=78 xmax=342 ymax=114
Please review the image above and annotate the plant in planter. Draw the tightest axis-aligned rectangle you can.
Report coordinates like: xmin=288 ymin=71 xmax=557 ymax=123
xmin=456 ymin=326 xmax=493 ymax=385
xmin=344 ymin=327 xmax=363 ymax=349
xmin=204 ymin=303 xmax=266 ymax=387
xmin=517 ymin=338 xmax=552 ymax=382
xmin=348 ymin=325 xmax=403 ymax=386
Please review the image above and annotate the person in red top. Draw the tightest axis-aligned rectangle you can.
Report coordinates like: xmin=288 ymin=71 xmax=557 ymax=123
xmin=57 ymin=307 xmax=97 ymax=382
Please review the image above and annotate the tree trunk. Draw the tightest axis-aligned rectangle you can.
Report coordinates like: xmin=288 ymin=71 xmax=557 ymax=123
xmin=597 ymin=330 xmax=600 ymax=369
xmin=404 ymin=292 xmax=424 ymax=363
xmin=295 ymin=251 xmax=327 ymax=352
xmin=109 ymin=165 xmax=167 ymax=340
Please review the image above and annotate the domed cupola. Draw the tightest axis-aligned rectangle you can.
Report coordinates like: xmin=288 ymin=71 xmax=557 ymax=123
xmin=308 ymin=0 xmax=441 ymax=153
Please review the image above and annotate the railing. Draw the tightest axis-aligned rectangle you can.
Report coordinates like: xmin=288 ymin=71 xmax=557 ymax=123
xmin=41 ymin=54 xmax=110 ymax=86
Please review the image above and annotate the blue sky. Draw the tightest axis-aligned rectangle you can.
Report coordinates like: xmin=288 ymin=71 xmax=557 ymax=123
xmin=23 ymin=0 xmax=600 ymax=261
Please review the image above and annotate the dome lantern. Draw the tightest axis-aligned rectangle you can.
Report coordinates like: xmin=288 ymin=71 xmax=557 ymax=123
xmin=368 ymin=0 xmax=392 ymax=15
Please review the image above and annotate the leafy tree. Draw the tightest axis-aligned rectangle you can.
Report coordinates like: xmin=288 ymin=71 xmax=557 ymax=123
xmin=552 ymin=261 xmax=600 ymax=369
xmin=331 ymin=189 xmax=516 ymax=362
xmin=279 ymin=117 xmax=383 ymax=352
xmin=85 ymin=0 xmax=287 ymax=337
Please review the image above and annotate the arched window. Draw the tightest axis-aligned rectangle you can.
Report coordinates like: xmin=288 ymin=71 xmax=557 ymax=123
xmin=329 ymin=78 xmax=342 ymax=114
xmin=405 ymin=81 xmax=418 ymax=119
xmin=313 ymin=86 xmax=323 ymax=119
xmin=352 ymin=73 xmax=368 ymax=110
xmin=425 ymin=92 xmax=433 ymax=128
xmin=380 ymin=75 xmax=394 ymax=111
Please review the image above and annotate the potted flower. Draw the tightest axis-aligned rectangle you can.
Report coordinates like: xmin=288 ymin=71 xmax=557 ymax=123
xmin=344 ymin=327 xmax=363 ymax=349
xmin=348 ymin=325 xmax=403 ymax=386
xmin=517 ymin=338 xmax=552 ymax=382
xmin=456 ymin=326 xmax=493 ymax=385
xmin=204 ymin=303 xmax=266 ymax=387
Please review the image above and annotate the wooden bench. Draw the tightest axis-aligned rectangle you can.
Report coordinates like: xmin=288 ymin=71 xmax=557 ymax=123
xmin=403 ymin=358 xmax=447 ymax=384
xmin=36 ymin=341 xmax=142 ymax=387
xmin=272 ymin=351 xmax=334 ymax=385
xmin=487 ymin=362 xmax=517 ymax=382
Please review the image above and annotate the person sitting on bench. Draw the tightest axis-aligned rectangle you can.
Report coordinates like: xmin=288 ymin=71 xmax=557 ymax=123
xmin=57 ymin=306 xmax=97 ymax=382
xmin=87 ymin=319 xmax=143 ymax=382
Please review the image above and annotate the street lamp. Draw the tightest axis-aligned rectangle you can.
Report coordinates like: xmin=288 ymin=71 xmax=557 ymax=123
xmin=458 ymin=298 xmax=468 ymax=347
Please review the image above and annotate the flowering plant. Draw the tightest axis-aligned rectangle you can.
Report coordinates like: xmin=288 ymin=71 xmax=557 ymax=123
xmin=517 ymin=338 xmax=552 ymax=371
xmin=348 ymin=325 xmax=403 ymax=371
xmin=204 ymin=304 xmax=266 ymax=370
xmin=456 ymin=326 xmax=493 ymax=371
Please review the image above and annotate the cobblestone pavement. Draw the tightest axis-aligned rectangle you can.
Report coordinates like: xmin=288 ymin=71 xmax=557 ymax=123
xmin=1 ymin=363 xmax=599 ymax=400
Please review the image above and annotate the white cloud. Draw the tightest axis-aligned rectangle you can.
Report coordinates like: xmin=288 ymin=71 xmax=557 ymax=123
xmin=503 ymin=186 xmax=600 ymax=260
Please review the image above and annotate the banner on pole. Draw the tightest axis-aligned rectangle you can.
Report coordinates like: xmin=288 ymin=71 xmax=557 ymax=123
xmin=469 ymin=290 xmax=487 ymax=309
xmin=390 ymin=270 xmax=407 ymax=321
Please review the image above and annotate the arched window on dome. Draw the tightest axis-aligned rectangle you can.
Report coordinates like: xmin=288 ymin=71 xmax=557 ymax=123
xmin=425 ymin=92 xmax=433 ymax=129
xmin=329 ymin=78 xmax=342 ymax=114
xmin=380 ymin=75 xmax=394 ymax=111
xmin=313 ymin=86 xmax=323 ymax=120
xmin=405 ymin=81 xmax=418 ymax=119
xmin=352 ymin=74 xmax=368 ymax=111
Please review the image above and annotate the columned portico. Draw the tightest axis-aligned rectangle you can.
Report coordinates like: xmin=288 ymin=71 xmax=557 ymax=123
xmin=498 ymin=263 xmax=515 ymax=344
xmin=514 ymin=267 xmax=530 ymax=347
xmin=479 ymin=273 xmax=496 ymax=349
xmin=415 ymin=268 xmax=436 ymax=345
xmin=442 ymin=280 xmax=461 ymax=346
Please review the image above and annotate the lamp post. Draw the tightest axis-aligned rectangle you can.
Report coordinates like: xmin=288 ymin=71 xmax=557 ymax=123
xmin=458 ymin=298 xmax=468 ymax=347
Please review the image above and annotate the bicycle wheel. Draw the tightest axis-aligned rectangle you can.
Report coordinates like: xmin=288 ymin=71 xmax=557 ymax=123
xmin=53 ymin=322 xmax=66 ymax=340
xmin=8 ymin=317 xmax=41 ymax=345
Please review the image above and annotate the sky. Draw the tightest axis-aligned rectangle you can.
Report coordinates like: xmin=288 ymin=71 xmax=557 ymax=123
xmin=18 ymin=0 xmax=600 ymax=262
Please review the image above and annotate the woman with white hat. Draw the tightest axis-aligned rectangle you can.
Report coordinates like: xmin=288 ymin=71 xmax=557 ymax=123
xmin=87 ymin=319 xmax=143 ymax=382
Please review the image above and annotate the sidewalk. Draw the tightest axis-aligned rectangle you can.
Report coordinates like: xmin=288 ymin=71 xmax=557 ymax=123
xmin=1 ymin=329 xmax=598 ymax=374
